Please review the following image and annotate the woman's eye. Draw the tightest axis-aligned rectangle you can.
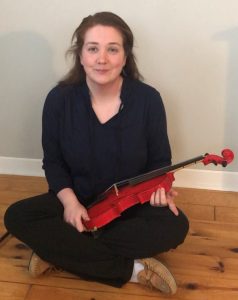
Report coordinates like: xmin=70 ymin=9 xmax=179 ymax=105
xmin=108 ymin=47 xmax=119 ymax=53
xmin=88 ymin=47 xmax=98 ymax=53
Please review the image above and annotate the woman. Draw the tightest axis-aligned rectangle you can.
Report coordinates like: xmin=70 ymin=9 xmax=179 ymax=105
xmin=4 ymin=12 xmax=189 ymax=295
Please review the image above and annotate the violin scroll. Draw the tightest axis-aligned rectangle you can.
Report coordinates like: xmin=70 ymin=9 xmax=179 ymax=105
xmin=202 ymin=149 xmax=234 ymax=167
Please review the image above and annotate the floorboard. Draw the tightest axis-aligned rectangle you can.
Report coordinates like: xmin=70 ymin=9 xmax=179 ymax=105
xmin=0 ymin=282 xmax=30 ymax=300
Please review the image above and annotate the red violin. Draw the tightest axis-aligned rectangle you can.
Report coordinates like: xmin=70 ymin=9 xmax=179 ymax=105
xmin=84 ymin=149 xmax=234 ymax=231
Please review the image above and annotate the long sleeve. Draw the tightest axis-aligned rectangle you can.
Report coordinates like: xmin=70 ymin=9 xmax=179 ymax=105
xmin=145 ymin=88 xmax=171 ymax=171
xmin=42 ymin=87 xmax=73 ymax=194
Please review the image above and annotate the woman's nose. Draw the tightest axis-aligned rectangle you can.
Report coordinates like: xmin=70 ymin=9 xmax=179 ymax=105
xmin=97 ymin=50 xmax=107 ymax=63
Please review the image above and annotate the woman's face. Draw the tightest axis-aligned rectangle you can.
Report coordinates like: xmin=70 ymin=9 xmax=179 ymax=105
xmin=80 ymin=25 xmax=126 ymax=87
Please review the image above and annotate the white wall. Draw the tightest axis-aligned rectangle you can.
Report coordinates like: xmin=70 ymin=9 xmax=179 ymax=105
xmin=0 ymin=0 xmax=237 ymax=174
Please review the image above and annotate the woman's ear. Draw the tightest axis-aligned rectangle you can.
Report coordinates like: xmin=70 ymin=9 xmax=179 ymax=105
xmin=123 ymin=56 xmax=127 ymax=67
xmin=79 ymin=53 xmax=83 ymax=66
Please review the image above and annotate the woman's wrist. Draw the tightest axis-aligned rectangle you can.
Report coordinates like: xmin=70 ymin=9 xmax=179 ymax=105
xmin=57 ymin=188 xmax=80 ymax=208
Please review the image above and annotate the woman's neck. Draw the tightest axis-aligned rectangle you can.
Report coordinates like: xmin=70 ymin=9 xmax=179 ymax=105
xmin=87 ymin=77 xmax=123 ymax=104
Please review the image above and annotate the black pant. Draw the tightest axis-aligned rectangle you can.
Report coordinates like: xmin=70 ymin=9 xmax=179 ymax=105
xmin=4 ymin=192 xmax=189 ymax=287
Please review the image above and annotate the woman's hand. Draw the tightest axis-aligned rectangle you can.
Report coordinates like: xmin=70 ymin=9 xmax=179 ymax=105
xmin=63 ymin=201 xmax=90 ymax=232
xmin=57 ymin=188 xmax=90 ymax=232
xmin=150 ymin=188 xmax=179 ymax=216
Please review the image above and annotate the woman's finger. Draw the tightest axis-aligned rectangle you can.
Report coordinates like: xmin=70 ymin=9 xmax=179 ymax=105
xmin=167 ymin=197 xmax=179 ymax=216
xmin=158 ymin=188 xmax=167 ymax=206
xmin=150 ymin=191 xmax=156 ymax=206
xmin=153 ymin=188 xmax=167 ymax=206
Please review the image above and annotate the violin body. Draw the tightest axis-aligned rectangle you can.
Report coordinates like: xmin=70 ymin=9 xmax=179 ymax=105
xmin=84 ymin=173 xmax=175 ymax=230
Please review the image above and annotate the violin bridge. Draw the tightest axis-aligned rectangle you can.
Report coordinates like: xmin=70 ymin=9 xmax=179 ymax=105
xmin=113 ymin=184 xmax=119 ymax=196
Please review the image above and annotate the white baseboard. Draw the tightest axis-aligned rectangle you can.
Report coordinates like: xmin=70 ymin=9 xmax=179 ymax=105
xmin=0 ymin=156 xmax=44 ymax=177
xmin=0 ymin=156 xmax=237 ymax=192
xmin=173 ymin=168 xmax=238 ymax=192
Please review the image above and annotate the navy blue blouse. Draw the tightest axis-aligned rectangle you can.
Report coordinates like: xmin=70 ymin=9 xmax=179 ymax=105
xmin=42 ymin=78 xmax=171 ymax=206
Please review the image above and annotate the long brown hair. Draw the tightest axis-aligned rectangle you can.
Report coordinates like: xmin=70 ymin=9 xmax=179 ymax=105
xmin=59 ymin=11 xmax=143 ymax=85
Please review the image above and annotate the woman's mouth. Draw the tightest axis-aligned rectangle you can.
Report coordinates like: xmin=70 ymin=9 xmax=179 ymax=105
xmin=95 ymin=69 xmax=109 ymax=74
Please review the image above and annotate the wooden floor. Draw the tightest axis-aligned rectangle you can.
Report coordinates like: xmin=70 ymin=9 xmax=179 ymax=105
xmin=0 ymin=174 xmax=238 ymax=300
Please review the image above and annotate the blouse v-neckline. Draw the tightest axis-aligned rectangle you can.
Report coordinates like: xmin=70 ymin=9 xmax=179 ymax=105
xmin=88 ymin=82 xmax=125 ymax=125
xmin=90 ymin=101 xmax=123 ymax=125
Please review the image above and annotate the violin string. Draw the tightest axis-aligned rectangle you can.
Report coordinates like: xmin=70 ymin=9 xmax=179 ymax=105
xmin=128 ymin=155 xmax=205 ymax=186
xmin=87 ymin=154 xmax=206 ymax=207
